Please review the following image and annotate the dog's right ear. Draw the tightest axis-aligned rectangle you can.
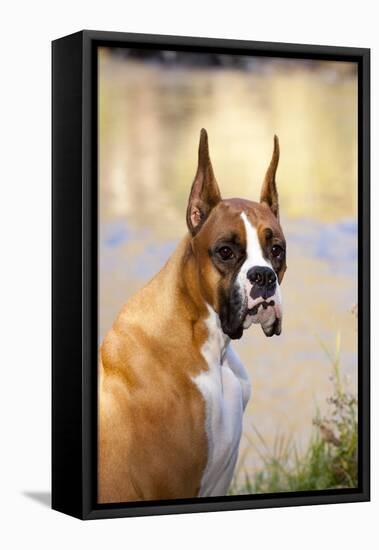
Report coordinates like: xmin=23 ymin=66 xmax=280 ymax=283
xmin=186 ymin=129 xmax=221 ymax=236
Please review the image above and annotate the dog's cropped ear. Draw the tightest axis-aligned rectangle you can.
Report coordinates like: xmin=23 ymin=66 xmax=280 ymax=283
xmin=186 ymin=129 xmax=221 ymax=236
xmin=260 ymin=135 xmax=280 ymax=219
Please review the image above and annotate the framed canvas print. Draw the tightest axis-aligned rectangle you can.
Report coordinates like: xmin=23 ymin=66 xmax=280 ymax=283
xmin=52 ymin=30 xmax=370 ymax=520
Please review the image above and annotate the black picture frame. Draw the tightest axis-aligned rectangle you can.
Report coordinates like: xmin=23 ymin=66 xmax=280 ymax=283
xmin=52 ymin=30 xmax=370 ymax=520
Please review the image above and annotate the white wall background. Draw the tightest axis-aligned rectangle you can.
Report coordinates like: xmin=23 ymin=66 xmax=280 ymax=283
xmin=0 ymin=1 xmax=376 ymax=548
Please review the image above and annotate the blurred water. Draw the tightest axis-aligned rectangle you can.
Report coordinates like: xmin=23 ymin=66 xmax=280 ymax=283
xmin=98 ymin=49 xmax=358 ymax=478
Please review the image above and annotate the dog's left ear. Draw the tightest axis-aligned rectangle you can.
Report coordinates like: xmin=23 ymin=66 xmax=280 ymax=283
xmin=187 ymin=129 xmax=221 ymax=236
xmin=260 ymin=135 xmax=280 ymax=218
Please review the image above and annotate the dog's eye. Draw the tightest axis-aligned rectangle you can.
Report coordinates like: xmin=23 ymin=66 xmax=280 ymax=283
xmin=271 ymin=245 xmax=283 ymax=258
xmin=218 ymin=246 xmax=235 ymax=261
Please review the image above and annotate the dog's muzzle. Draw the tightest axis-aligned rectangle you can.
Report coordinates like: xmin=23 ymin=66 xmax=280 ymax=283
xmin=243 ymin=266 xmax=282 ymax=337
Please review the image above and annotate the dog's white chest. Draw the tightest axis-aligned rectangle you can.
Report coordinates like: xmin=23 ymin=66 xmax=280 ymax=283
xmin=192 ymin=307 xmax=251 ymax=497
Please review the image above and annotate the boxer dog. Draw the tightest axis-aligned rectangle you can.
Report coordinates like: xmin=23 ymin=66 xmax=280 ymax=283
xmin=98 ymin=129 xmax=286 ymax=503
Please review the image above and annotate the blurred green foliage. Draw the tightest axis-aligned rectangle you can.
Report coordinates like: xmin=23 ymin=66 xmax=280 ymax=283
xmin=230 ymin=332 xmax=358 ymax=494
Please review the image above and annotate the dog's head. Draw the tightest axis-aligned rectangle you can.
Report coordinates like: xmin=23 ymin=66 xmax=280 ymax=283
xmin=187 ymin=129 xmax=287 ymax=340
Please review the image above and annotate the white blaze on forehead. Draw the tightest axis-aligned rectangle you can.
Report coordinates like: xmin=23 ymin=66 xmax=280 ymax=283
xmin=236 ymin=212 xmax=282 ymax=332
xmin=239 ymin=212 xmax=272 ymax=278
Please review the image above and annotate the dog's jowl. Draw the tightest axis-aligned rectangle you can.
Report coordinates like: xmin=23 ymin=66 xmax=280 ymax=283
xmin=98 ymin=129 xmax=287 ymax=503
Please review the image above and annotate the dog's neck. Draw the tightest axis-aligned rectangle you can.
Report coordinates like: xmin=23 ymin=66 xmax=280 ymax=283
xmin=138 ymin=234 xmax=229 ymax=360
xmin=173 ymin=236 xmax=230 ymax=362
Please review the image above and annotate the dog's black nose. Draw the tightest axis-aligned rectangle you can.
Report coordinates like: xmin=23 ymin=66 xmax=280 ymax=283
xmin=247 ymin=266 xmax=276 ymax=289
